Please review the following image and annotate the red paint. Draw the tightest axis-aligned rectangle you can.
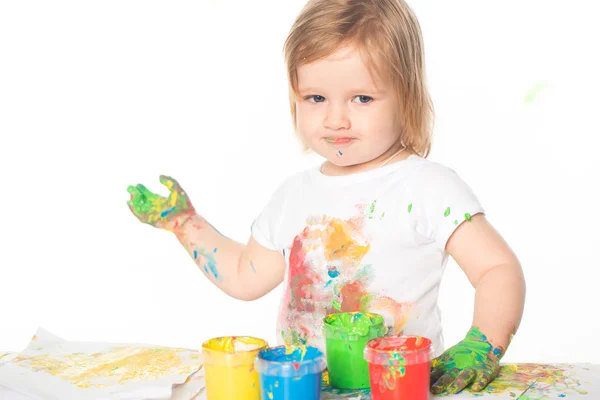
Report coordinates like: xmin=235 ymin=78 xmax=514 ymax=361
xmin=364 ymin=336 xmax=432 ymax=400
xmin=293 ymin=362 xmax=300 ymax=371
xmin=340 ymin=281 xmax=368 ymax=312
xmin=286 ymin=228 xmax=321 ymax=312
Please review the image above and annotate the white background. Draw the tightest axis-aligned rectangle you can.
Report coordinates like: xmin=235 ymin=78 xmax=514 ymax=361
xmin=1 ymin=0 xmax=599 ymax=364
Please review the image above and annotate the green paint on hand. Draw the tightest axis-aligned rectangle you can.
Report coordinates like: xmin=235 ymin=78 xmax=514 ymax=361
xmin=430 ymin=327 xmax=506 ymax=395
xmin=127 ymin=175 xmax=193 ymax=230
xmin=444 ymin=207 xmax=451 ymax=217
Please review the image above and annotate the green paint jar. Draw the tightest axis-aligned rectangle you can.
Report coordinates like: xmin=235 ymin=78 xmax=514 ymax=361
xmin=323 ymin=312 xmax=386 ymax=389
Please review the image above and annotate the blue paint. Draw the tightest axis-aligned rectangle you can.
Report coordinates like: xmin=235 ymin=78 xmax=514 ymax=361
xmin=250 ymin=261 xmax=256 ymax=272
xmin=558 ymin=395 xmax=566 ymax=398
xmin=327 ymin=267 xmax=340 ymax=278
xmin=160 ymin=207 xmax=176 ymax=218
xmin=197 ymin=248 xmax=222 ymax=281
xmin=255 ymin=346 xmax=325 ymax=400
xmin=193 ymin=250 xmax=198 ymax=259
xmin=283 ymin=249 xmax=286 ymax=257
xmin=338 ymin=150 xmax=343 ymax=156
xmin=325 ymin=280 xmax=332 ymax=288
xmin=213 ymin=248 xmax=217 ymax=253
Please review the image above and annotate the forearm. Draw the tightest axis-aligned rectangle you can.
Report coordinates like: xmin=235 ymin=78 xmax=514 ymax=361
xmin=472 ymin=262 xmax=526 ymax=352
xmin=172 ymin=213 xmax=248 ymax=298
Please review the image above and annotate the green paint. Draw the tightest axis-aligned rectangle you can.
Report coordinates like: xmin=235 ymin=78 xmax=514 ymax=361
xmin=323 ymin=312 xmax=385 ymax=389
xmin=369 ymin=201 xmax=376 ymax=214
xmin=465 ymin=213 xmax=472 ymax=221
xmin=454 ymin=220 xmax=459 ymax=225
xmin=430 ymin=327 xmax=506 ymax=395
xmin=444 ymin=207 xmax=451 ymax=217
xmin=408 ymin=203 xmax=412 ymax=213
xmin=127 ymin=175 xmax=192 ymax=230
xmin=524 ymin=81 xmax=547 ymax=104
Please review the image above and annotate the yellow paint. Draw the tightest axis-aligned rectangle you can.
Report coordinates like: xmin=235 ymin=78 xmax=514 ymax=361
xmin=321 ymin=219 xmax=370 ymax=263
xmin=12 ymin=346 xmax=201 ymax=389
xmin=202 ymin=336 xmax=267 ymax=400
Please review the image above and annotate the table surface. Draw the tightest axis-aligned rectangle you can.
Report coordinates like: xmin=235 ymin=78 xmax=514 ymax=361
xmin=1 ymin=363 xmax=597 ymax=400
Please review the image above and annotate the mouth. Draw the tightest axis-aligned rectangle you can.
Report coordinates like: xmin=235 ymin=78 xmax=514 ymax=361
xmin=324 ymin=137 xmax=355 ymax=146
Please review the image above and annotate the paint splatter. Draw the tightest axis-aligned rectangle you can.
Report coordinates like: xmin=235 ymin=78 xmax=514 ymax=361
xmin=407 ymin=203 xmax=412 ymax=213
xmin=524 ymin=81 xmax=547 ymax=104
xmin=465 ymin=213 xmax=472 ymax=221
xmin=444 ymin=207 xmax=451 ymax=217
xmin=338 ymin=150 xmax=343 ymax=156
xmin=364 ymin=200 xmax=385 ymax=220
xmin=194 ymin=248 xmax=222 ymax=282
xmin=279 ymin=208 xmax=412 ymax=352
xmin=250 ymin=261 xmax=257 ymax=273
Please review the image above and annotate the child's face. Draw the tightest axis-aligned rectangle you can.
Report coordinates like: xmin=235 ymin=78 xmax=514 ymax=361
xmin=296 ymin=45 xmax=401 ymax=167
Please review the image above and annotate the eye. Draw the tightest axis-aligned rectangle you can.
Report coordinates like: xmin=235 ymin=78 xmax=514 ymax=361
xmin=305 ymin=95 xmax=325 ymax=103
xmin=354 ymin=95 xmax=373 ymax=104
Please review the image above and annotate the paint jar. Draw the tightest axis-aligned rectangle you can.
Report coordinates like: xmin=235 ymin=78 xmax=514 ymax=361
xmin=364 ymin=335 xmax=433 ymax=400
xmin=202 ymin=336 xmax=267 ymax=400
xmin=255 ymin=345 xmax=326 ymax=400
xmin=323 ymin=312 xmax=386 ymax=389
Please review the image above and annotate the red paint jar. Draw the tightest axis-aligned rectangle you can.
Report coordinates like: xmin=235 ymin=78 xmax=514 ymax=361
xmin=364 ymin=335 xmax=433 ymax=400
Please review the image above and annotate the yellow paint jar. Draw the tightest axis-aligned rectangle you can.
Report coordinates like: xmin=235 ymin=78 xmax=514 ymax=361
xmin=202 ymin=336 xmax=268 ymax=400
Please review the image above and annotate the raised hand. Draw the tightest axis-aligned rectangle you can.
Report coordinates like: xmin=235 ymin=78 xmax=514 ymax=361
xmin=127 ymin=175 xmax=195 ymax=231
xmin=430 ymin=327 xmax=505 ymax=394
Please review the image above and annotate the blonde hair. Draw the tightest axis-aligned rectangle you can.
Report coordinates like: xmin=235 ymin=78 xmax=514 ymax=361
xmin=283 ymin=0 xmax=433 ymax=157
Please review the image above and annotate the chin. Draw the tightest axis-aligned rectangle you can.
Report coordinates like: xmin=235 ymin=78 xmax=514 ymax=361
xmin=327 ymin=156 xmax=359 ymax=167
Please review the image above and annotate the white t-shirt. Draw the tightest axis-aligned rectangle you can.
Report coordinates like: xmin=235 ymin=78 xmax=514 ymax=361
xmin=251 ymin=155 xmax=484 ymax=358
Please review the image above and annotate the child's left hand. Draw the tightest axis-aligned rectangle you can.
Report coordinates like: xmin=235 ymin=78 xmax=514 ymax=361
xmin=430 ymin=327 xmax=504 ymax=394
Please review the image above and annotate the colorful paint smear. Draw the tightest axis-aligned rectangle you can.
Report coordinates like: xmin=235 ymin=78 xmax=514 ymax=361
xmin=127 ymin=175 xmax=194 ymax=231
xmin=431 ymin=327 xmax=504 ymax=394
xmin=278 ymin=207 xmax=412 ymax=354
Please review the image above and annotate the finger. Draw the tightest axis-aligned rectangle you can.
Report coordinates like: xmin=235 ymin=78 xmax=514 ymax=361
xmin=160 ymin=175 xmax=181 ymax=192
xmin=135 ymin=183 xmax=156 ymax=198
xmin=471 ymin=367 xmax=499 ymax=392
xmin=430 ymin=365 xmax=446 ymax=386
xmin=127 ymin=185 xmax=141 ymax=197
xmin=446 ymin=368 xmax=477 ymax=394
xmin=431 ymin=368 xmax=459 ymax=394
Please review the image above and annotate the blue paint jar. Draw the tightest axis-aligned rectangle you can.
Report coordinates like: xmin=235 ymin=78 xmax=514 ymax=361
xmin=255 ymin=346 xmax=326 ymax=400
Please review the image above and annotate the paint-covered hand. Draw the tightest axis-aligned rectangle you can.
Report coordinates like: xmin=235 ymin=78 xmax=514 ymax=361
xmin=127 ymin=175 xmax=195 ymax=231
xmin=430 ymin=327 xmax=505 ymax=394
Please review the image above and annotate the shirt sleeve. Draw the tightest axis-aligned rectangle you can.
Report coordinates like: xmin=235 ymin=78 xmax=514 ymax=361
xmin=250 ymin=176 xmax=294 ymax=252
xmin=411 ymin=162 xmax=485 ymax=251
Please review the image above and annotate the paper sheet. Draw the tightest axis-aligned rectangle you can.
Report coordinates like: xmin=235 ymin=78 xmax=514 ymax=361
xmin=0 ymin=327 xmax=203 ymax=400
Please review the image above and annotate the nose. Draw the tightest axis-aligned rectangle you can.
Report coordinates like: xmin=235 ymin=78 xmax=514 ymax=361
xmin=324 ymin=103 xmax=350 ymax=131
